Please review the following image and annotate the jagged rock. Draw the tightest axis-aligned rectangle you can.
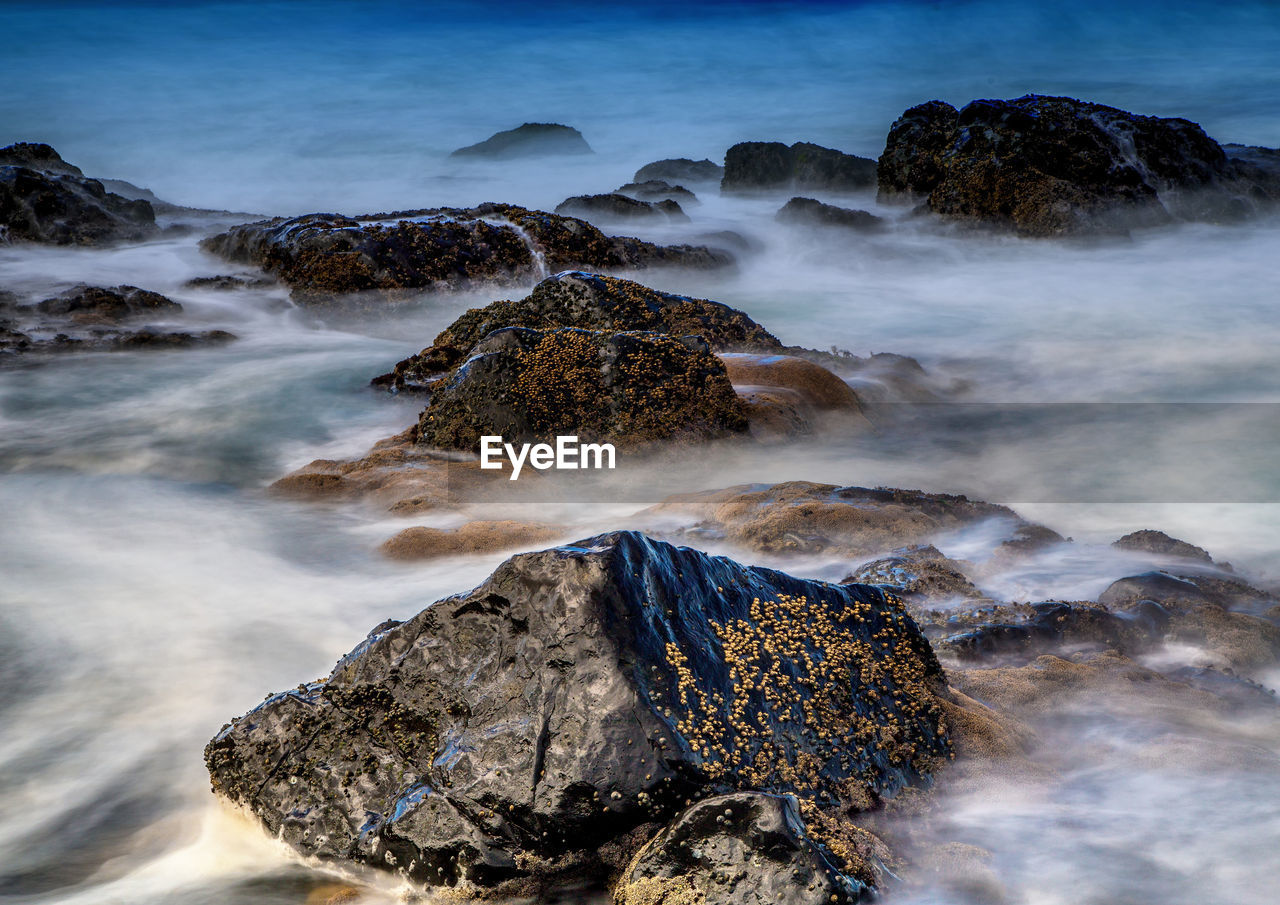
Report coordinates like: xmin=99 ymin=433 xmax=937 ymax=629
xmin=204 ymin=532 xmax=950 ymax=893
xmin=380 ymin=521 xmax=562 ymax=561
xmin=843 ymin=545 xmax=986 ymax=605
xmin=555 ymin=193 xmax=689 ymax=222
xmin=616 ymin=180 xmax=699 ymax=205
xmin=35 ymin=284 xmax=181 ymax=324
xmin=200 ymin=205 xmax=731 ymax=303
xmin=876 ymin=95 xmax=1279 ymax=235
xmin=634 ymin=158 xmax=724 ymax=185
xmin=648 ymin=482 xmax=1057 ymax=559
xmin=450 ymin=123 xmax=593 ymax=159
xmin=0 ymin=165 xmax=158 ymax=245
xmin=615 ymin=792 xmax=861 ymax=905
xmin=375 ymin=271 xmax=781 ymax=392
xmin=719 ymin=353 xmax=863 ymax=411
xmin=417 ymin=327 xmax=748 ymax=451
xmin=0 ymin=142 xmax=84 ymax=176
xmin=1112 ymin=529 xmax=1213 ymax=563
xmin=722 ymin=142 xmax=877 ymax=194
xmin=776 ymin=197 xmax=885 ymax=232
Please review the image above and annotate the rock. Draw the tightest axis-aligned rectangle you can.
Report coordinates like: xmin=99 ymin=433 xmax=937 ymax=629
xmin=776 ymin=197 xmax=885 ymax=232
xmin=843 ymin=545 xmax=986 ymax=605
xmin=648 ymin=482 xmax=1056 ymax=559
xmin=0 ymin=165 xmax=158 ymax=245
xmin=109 ymin=329 xmax=237 ymax=349
xmin=183 ymin=274 xmax=276 ymax=291
xmin=1112 ymin=529 xmax=1212 ymax=563
xmin=722 ymin=142 xmax=877 ymax=194
xmin=375 ymin=271 xmax=781 ymax=392
xmin=615 ymin=792 xmax=861 ymax=905
xmin=634 ymin=158 xmax=724 ymax=185
xmin=616 ymin=181 xmax=699 ymax=205
xmin=0 ymin=142 xmax=84 ymax=176
xmin=719 ymin=353 xmax=862 ymax=411
xmin=417 ymin=327 xmax=748 ymax=451
xmin=937 ymin=600 xmax=1168 ymax=663
xmin=736 ymin=387 xmax=813 ymax=440
xmin=200 ymin=205 xmax=731 ymax=303
xmin=204 ymin=531 xmax=950 ymax=893
xmin=380 ymin=520 xmax=562 ymax=561
xmin=35 ymin=284 xmax=181 ymax=324
xmin=555 ymin=194 xmax=689 ymax=223
xmin=450 ymin=123 xmax=593 ymax=159
xmin=1223 ymin=143 xmax=1280 ymax=195
xmin=877 ymin=94 xmax=1279 ymax=235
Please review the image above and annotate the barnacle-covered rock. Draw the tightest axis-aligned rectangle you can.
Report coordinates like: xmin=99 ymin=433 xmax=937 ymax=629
xmin=416 ymin=327 xmax=748 ymax=451
xmin=204 ymin=532 xmax=949 ymax=894
xmin=199 ymin=205 xmax=731 ymax=303
xmin=376 ymin=271 xmax=781 ymax=392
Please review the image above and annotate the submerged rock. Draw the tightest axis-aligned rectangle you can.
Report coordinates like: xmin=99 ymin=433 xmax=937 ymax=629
xmin=616 ymin=792 xmax=861 ymax=905
xmin=205 ymin=532 xmax=950 ymax=893
xmin=0 ymin=164 xmax=158 ymax=245
xmin=616 ymin=180 xmax=699 ymax=205
xmin=722 ymin=142 xmax=877 ymax=194
xmin=375 ymin=271 xmax=781 ymax=392
xmin=633 ymin=158 xmax=724 ymax=185
xmin=877 ymin=94 xmax=1279 ymax=235
xmin=776 ymin=197 xmax=885 ymax=232
xmin=450 ymin=122 xmax=593 ymax=159
xmin=200 ymin=205 xmax=731 ymax=303
xmin=417 ymin=327 xmax=748 ymax=451
xmin=555 ymin=193 xmax=689 ymax=222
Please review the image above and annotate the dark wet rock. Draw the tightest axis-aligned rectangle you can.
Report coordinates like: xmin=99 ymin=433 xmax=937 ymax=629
xmin=1099 ymin=571 xmax=1280 ymax=672
xmin=109 ymin=329 xmax=237 ymax=349
xmin=35 ymin=285 xmax=181 ymax=324
xmin=0 ymin=142 xmax=84 ymax=176
xmin=1 ymin=327 xmax=236 ymax=356
xmin=616 ymin=792 xmax=861 ymax=905
xmin=450 ymin=123 xmax=592 ymax=159
xmin=0 ymin=165 xmax=158 ymax=245
xmin=184 ymin=274 xmax=276 ymax=291
xmin=877 ymin=94 xmax=1279 ymax=235
xmin=375 ymin=271 xmax=781 ymax=392
xmin=417 ymin=327 xmax=748 ymax=451
xmin=1169 ymin=666 xmax=1279 ymax=710
xmin=843 ymin=545 xmax=986 ymax=605
xmin=616 ymin=180 xmax=699 ymax=205
xmin=634 ymin=158 xmax=724 ymax=185
xmin=694 ymin=230 xmax=758 ymax=254
xmin=200 ymin=205 xmax=731 ymax=303
xmin=554 ymin=193 xmax=689 ymax=223
xmin=776 ymin=197 xmax=885 ymax=232
xmin=937 ymin=600 xmax=1168 ymax=663
xmin=204 ymin=531 xmax=950 ymax=893
xmin=722 ymin=142 xmax=877 ymax=194
xmin=648 ymin=482 xmax=1055 ymax=559
xmin=1113 ymin=529 xmax=1213 ymax=563
xmin=1223 ymin=143 xmax=1280 ymax=195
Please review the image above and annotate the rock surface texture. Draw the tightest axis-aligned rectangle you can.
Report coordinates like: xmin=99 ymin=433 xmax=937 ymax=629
xmin=205 ymin=532 xmax=950 ymax=894
xmin=200 ymin=205 xmax=731 ymax=302
xmin=1 ymin=153 xmax=158 ymax=245
xmin=876 ymin=94 xmax=1279 ymax=235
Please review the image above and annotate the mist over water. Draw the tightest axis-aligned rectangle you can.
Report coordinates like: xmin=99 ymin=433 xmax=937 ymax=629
xmin=3 ymin=1 xmax=1280 ymax=904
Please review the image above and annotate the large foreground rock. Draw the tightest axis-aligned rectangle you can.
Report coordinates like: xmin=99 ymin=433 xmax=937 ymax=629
xmin=205 ymin=532 xmax=950 ymax=893
xmin=417 ymin=327 xmax=748 ymax=450
xmin=722 ymin=142 xmax=877 ymax=194
xmin=877 ymin=94 xmax=1279 ymax=235
xmin=200 ymin=205 xmax=731 ymax=302
xmin=375 ymin=271 xmax=782 ymax=392
xmin=450 ymin=123 xmax=593 ymax=159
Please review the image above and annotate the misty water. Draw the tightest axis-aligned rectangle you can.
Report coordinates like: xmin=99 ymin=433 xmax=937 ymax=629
xmin=3 ymin=1 xmax=1280 ymax=903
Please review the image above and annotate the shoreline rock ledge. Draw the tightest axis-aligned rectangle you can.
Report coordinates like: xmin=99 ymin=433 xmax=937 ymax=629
xmin=205 ymin=531 xmax=950 ymax=898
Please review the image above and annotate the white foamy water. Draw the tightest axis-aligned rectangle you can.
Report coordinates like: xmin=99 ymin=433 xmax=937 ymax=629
xmin=3 ymin=1 xmax=1280 ymax=903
